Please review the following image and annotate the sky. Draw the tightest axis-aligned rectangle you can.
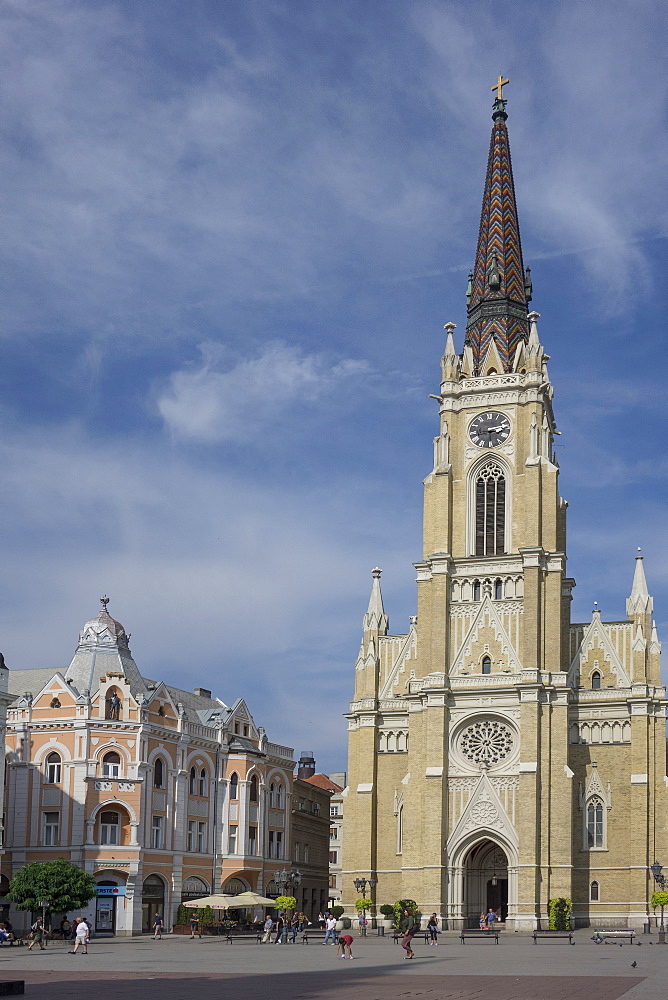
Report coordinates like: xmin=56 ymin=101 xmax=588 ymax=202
xmin=1 ymin=0 xmax=666 ymax=776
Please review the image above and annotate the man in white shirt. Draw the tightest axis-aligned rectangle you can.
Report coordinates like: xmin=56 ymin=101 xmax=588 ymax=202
xmin=323 ymin=915 xmax=337 ymax=945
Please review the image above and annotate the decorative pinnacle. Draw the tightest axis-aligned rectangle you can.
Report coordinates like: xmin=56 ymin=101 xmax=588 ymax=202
xmin=100 ymin=595 xmax=110 ymax=612
xmin=491 ymin=74 xmax=510 ymax=101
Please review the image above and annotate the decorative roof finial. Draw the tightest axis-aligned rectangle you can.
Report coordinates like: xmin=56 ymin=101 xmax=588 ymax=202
xmin=100 ymin=595 xmax=110 ymax=612
xmin=491 ymin=74 xmax=510 ymax=101
xmin=372 ymin=567 xmax=382 ymax=579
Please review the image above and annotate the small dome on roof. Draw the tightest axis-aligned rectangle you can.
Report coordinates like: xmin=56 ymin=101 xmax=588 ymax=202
xmin=77 ymin=596 xmax=130 ymax=651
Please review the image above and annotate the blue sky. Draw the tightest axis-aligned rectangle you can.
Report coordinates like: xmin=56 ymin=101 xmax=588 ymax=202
xmin=1 ymin=0 xmax=665 ymax=776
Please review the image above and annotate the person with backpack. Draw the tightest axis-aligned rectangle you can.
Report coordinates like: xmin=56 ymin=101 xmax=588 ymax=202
xmin=27 ymin=917 xmax=46 ymax=951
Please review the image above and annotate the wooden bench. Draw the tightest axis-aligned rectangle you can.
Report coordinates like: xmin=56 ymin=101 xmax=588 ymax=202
xmin=533 ymin=929 xmax=574 ymax=945
xmin=0 ymin=983 xmax=24 ymax=996
xmin=224 ymin=932 xmax=262 ymax=944
xmin=392 ymin=930 xmax=430 ymax=945
xmin=592 ymin=929 xmax=635 ymax=945
xmin=460 ymin=928 xmax=500 ymax=944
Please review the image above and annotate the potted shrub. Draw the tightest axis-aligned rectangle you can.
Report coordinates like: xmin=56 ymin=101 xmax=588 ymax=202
xmin=379 ymin=903 xmax=395 ymax=930
xmin=330 ymin=905 xmax=345 ymax=932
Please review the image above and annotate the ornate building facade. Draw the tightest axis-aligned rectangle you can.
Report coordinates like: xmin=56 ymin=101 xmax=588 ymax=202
xmin=343 ymin=87 xmax=666 ymax=930
xmin=2 ymin=599 xmax=327 ymax=934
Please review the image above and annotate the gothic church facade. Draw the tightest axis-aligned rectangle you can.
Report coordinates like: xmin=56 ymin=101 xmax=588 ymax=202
xmin=343 ymin=88 xmax=666 ymax=930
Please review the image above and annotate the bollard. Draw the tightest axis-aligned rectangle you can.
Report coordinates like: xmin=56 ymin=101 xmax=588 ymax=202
xmin=377 ymin=925 xmax=384 ymax=936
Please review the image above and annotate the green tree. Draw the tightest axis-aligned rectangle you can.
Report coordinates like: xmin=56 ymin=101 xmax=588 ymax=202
xmin=176 ymin=903 xmax=189 ymax=925
xmin=354 ymin=898 xmax=371 ymax=911
xmin=199 ymin=905 xmax=215 ymax=926
xmin=8 ymin=859 xmax=96 ymax=914
xmin=275 ymin=895 xmax=297 ymax=912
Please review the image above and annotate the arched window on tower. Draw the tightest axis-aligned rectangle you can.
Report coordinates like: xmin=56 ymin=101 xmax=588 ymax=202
xmin=154 ymin=757 xmax=164 ymax=789
xmin=481 ymin=656 xmax=491 ymax=675
xmin=591 ymin=671 xmax=601 ymax=690
xmin=475 ymin=463 xmax=506 ymax=556
xmin=586 ymin=797 xmax=604 ymax=848
xmin=494 ymin=578 xmax=503 ymax=600
xmin=473 ymin=580 xmax=481 ymax=601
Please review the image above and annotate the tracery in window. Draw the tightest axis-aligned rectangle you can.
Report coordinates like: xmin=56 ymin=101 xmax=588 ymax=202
xmin=475 ymin=463 xmax=506 ymax=556
xmin=586 ymin=797 xmax=604 ymax=848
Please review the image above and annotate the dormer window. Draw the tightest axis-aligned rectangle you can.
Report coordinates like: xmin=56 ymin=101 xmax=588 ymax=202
xmin=102 ymin=752 xmax=121 ymax=779
xmin=481 ymin=656 xmax=492 ymax=675
xmin=591 ymin=671 xmax=601 ymax=690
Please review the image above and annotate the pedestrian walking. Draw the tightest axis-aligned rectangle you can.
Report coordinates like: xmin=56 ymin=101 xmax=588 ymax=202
xmin=261 ymin=915 xmax=273 ymax=943
xmin=479 ymin=912 xmax=487 ymax=930
xmin=318 ymin=911 xmax=325 ymax=929
xmin=336 ymin=933 xmax=354 ymax=959
xmin=290 ymin=914 xmax=299 ymax=943
xmin=27 ymin=917 xmax=46 ymax=952
xmin=153 ymin=912 xmax=164 ymax=939
xmin=273 ymin=915 xmax=284 ymax=943
xmin=190 ymin=913 xmax=201 ymax=939
xmin=427 ymin=913 xmax=439 ymax=944
xmin=69 ymin=918 xmax=89 ymax=955
xmin=486 ymin=908 xmax=496 ymax=929
xmin=323 ymin=915 xmax=337 ymax=945
xmin=399 ymin=909 xmax=416 ymax=960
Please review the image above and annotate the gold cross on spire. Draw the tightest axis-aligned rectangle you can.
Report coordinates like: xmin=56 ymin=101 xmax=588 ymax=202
xmin=491 ymin=74 xmax=509 ymax=100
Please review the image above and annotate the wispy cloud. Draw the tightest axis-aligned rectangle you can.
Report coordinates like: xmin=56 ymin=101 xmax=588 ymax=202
xmin=156 ymin=341 xmax=371 ymax=443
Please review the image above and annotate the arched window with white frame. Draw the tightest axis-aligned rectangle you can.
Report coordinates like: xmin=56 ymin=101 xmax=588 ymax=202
xmin=102 ymin=752 xmax=121 ymax=779
xmin=45 ymin=752 xmax=62 ymax=784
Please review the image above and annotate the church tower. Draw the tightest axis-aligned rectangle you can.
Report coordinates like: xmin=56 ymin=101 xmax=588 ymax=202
xmin=343 ymin=80 xmax=666 ymax=931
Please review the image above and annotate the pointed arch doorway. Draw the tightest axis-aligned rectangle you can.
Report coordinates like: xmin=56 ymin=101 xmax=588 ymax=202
xmin=464 ymin=840 xmax=508 ymax=927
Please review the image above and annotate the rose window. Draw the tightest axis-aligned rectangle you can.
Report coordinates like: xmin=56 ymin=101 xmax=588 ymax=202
xmin=459 ymin=719 xmax=514 ymax=767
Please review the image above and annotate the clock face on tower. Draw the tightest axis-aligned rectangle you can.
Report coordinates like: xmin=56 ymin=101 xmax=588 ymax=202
xmin=469 ymin=410 xmax=511 ymax=448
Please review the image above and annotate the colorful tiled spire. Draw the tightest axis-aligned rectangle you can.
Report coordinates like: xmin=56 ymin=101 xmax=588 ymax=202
xmin=464 ymin=81 xmax=532 ymax=375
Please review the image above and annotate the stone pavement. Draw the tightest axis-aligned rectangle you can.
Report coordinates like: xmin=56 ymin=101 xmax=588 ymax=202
xmin=0 ymin=931 xmax=663 ymax=1000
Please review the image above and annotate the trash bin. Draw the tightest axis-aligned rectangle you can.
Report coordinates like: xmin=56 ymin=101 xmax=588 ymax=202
xmin=341 ymin=917 xmax=351 ymax=930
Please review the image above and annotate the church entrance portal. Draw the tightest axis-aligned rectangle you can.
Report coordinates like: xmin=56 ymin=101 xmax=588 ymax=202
xmin=463 ymin=840 xmax=508 ymax=927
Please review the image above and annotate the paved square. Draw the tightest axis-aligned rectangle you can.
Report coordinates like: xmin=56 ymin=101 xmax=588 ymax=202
xmin=0 ymin=931 xmax=662 ymax=1000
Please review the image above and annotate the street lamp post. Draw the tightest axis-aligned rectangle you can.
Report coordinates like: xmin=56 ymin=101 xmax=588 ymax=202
xmin=273 ymin=868 xmax=302 ymax=944
xmin=39 ymin=899 xmax=49 ymax=945
xmin=352 ymin=876 xmax=377 ymax=935
xmin=650 ymin=862 xmax=667 ymax=944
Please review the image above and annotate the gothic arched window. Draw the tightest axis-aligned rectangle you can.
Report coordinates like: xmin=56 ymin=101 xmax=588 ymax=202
xmin=590 ymin=880 xmax=599 ymax=901
xmin=586 ymin=797 xmax=604 ymax=848
xmin=591 ymin=671 xmax=601 ymax=690
xmin=198 ymin=768 xmax=207 ymax=797
xmin=154 ymin=757 xmax=164 ymax=789
xmin=473 ymin=580 xmax=481 ymax=601
xmin=481 ymin=656 xmax=492 ymax=675
xmin=229 ymin=772 xmax=239 ymax=799
xmin=494 ymin=578 xmax=503 ymax=600
xmin=475 ymin=463 xmax=506 ymax=556
xmin=249 ymin=774 xmax=259 ymax=802
xmin=189 ymin=766 xmax=197 ymax=795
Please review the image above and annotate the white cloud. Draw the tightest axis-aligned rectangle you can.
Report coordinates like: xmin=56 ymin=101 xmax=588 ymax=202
xmin=156 ymin=341 xmax=371 ymax=443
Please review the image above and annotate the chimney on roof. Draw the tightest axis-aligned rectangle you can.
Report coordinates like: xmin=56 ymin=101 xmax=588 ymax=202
xmin=194 ymin=687 xmax=212 ymax=699
xmin=297 ymin=750 xmax=316 ymax=779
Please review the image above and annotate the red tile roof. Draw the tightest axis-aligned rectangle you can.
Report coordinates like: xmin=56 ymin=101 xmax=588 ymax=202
xmin=303 ymin=773 xmax=343 ymax=793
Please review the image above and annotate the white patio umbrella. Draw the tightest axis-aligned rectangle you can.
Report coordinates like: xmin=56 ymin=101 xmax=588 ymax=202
xmin=183 ymin=894 xmax=238 ymax=909
xmin=228 ymin=891 xmax=277 ymax=906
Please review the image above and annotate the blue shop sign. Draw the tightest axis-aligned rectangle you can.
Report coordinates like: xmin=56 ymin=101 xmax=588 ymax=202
xmin=96 ymin=886 xmax=126 ymax=896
